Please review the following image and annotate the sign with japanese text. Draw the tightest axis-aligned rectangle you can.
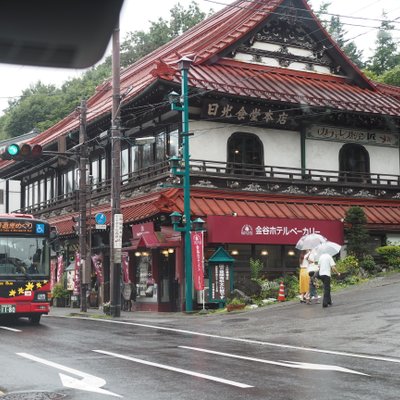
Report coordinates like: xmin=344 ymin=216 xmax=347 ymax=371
xmin=92 ymin=253 xmax=104 ymax=285
xmin=202 ymin=101 xmax=297 ymax=128
xmin=50 ymin=258 xmax=57 ymax=290
xmin=73 ymin=252 xmax=80 ymax=296
xmin=307 ymin=125 xmax=398 ymax=147
xmin=190 ymin=231 xmax=204 ymax=291
xmin=207 ymin=216 xmax=343 ymax=245
xmin=122 ymin=252 xmax=130 ymax=283
xmin=210 ymin=264 xmax=230 ymax=301
xmin=0 ymin=220 xmax=48 ymax=235
xmin=56 ymin=255 xmax=64 ymax=283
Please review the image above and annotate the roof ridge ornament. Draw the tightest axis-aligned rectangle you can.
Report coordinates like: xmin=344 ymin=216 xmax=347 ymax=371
xmin=150 ymin=59 xmax=177 ymax=80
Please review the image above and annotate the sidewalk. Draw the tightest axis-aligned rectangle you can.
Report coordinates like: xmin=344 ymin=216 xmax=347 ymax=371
xmin=47 ymin=271 xmax=400 ymax=324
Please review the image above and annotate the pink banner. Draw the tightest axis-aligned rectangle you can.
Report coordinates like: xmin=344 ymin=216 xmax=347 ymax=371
xmin=92 ymin=253 xmax=104 ymax=285
xmin=122 ymin=252 xmax=129 ymax=283
xmin=50 ymin=259 xmax=57 ymax=290
xmin=191 ymin=231 xmax=204 ymax=291
xmin=57 ymin=255 xmax=64 ymax=283
xmin=73 ymin=252 xmax=80 ymax=295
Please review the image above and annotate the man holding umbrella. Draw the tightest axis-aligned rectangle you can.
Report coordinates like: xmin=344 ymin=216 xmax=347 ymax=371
xmin=318 ymin=252 xmax=340 ymax=308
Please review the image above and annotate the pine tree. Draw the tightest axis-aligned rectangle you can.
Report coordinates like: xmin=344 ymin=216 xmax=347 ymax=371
xmin=344 ymin=206 xmax=370 ymax=260
xmin=367 ymin=14 xmax=400 ymax=75
xmin=327 ymin=15 xmax=364 ymax=68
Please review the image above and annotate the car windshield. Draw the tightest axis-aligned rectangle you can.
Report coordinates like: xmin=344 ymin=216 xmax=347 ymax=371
xmin=0 ymin=236 xmax=49 ymax=277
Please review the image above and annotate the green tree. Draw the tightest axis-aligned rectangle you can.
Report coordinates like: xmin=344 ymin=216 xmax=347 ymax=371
xmin=1 ymin=82 xmax=64 ymax=137
xmin=344 ymin=206 xmax=370 ymax=260
xmin=120 ymin=1 xmax=208 ymax=67
xmin=326 ymin=14 xmax=364 ymax=68
xmin=380 ymin=65 xmax=400 ymax=87
xmin=0 ymin=1 xmax=209 ymax=139
xmin=367 ymin=14 xmax=400 ymax=75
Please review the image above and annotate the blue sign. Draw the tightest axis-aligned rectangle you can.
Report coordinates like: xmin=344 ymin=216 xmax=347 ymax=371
xmin=36 ymin=223 xmax=45 ymax=234
xmin=95 ymin=213 xmax=107 ymax=225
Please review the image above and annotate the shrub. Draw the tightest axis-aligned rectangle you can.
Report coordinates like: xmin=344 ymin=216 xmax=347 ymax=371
xmin=376 ymin=246 xmax=400 ymax=268
xmin=258 ymin=279 xmax=279 ymax=299
xmin=335 ymin=256 xmax=359 ymax=275
xmin=250 ymin=258 xmax=263 ymax=280
xmin=281 ymin=274 xmax=299 ymax=299
xmin=359 ymin=254 xmax=376 ymax=273
xmin=227 ymin=297 xmax=246 ymax=305
xmin=52 ymin=282 xmax=69 ymax=299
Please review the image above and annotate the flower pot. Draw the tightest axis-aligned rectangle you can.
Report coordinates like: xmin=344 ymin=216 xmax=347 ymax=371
xmin=227 ymin=303 xmax=245 ymax=312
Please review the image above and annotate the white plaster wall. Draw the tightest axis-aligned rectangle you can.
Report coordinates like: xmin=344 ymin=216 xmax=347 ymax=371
xmin=0 ymin=180 xmax=21 ymax=214
xmin=306 ymin=139 xmax=342 ymax=172
xmin=190 ymin=120 xmax=301 ymax=168
xmin=306 ymin=139 xmax=399 ymax=176
xmin=367 ymin=145 xmax=399 ymax=176
xmin=189 ymin=120 xmax=399 ymax=177
xmin=9 ymin=180 xmax=21 ymax=212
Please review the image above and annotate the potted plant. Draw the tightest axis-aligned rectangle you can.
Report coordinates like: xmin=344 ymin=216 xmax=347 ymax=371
xmin=226 ymin=297 xmax=246 ymax=312
xmin=51 ymin=283 xmax=69 ymax=307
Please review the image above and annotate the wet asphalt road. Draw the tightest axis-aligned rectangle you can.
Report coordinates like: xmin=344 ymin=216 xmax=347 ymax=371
xmin=1 ymin=274 xmax=400 ymax=400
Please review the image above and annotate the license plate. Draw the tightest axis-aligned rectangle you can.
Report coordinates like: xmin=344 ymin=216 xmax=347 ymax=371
xmin=0 ymin=304 xmax=16 ymax=314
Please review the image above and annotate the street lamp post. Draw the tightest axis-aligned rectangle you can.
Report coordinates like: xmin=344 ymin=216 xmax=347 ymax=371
xmin=169 ymin=56 xmax=193 ymax=312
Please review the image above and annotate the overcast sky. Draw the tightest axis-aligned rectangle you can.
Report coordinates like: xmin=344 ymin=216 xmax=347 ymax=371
xmin=0 ymin=0 xmax=399 ymax=116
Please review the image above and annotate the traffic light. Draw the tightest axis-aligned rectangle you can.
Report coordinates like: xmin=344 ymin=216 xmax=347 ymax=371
xmin=1 ymin=143 xmax=43 ymax=160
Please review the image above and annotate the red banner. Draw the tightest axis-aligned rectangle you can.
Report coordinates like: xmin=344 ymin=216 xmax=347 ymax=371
xmin=57 ymin=255 xmax=64 ymax=283
xmin=73 ymin=252 xmax=80 ymax=295
xmin=50 ymin=259 xmax=57 ymax=290
xmin=191 ymin=231 xmax=204 ymax=291
xmin=92 ymin=253 xmax=104 ymax=285
xmin=122 ymin=252 xmax=129 ymax=283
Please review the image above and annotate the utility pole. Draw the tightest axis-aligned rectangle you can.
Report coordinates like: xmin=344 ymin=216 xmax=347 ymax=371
xmin=110 ymin=23 xmax=122 ymax=318
xmin=79 ymin=99 xmax=89 ymax=312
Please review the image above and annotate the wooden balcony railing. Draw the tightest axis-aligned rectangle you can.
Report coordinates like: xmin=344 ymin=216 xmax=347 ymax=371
xmin=20 ymin=159 xmax=400 ymax=216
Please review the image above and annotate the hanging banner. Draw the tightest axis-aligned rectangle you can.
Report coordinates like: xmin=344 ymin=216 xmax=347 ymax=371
xmin=73 ymin=252 xmax=81 ymax=296
xmin=50 ymin=259 xmax=57 ymax=290
xmin=57 ymin=255 xmax=64 ymax=283
xmin=92 ymin=253 xmax=104 ymax=285
xmin=122 ymin=252 xmax=130 ymax=283
xmin=191 ymin=231 xmax=204 ymax=291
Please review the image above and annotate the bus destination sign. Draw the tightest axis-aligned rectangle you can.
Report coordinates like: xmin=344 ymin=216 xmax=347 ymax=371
xmin=0 ymin=220 xmax=46 ymax=235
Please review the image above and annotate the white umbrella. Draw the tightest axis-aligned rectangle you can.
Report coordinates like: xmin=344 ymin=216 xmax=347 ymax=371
xmin=311 ymin=241 xmax=341 ymax=260
xmin=295 ymin=233 xmax=327 ymax=250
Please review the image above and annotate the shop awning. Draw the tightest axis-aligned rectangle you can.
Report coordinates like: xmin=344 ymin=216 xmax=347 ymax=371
xmin=48 ymin=187 xmax=400 ymax=236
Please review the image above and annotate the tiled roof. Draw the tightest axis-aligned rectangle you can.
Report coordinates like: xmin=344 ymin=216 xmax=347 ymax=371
xmin=49 ymin=188 xmax=400 ymax=236
xmin=3 ymin=0 xmax=398 ymax=157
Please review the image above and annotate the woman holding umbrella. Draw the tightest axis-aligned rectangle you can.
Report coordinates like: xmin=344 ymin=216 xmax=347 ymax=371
xmin=296 ymin=234 xmax=327 ymax=304
xmin=298 ymin=250 xmax=310 ymax=303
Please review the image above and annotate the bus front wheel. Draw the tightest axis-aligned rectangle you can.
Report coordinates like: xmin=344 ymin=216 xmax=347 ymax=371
xmin=29 ymin=314 xmax=41 ymax=325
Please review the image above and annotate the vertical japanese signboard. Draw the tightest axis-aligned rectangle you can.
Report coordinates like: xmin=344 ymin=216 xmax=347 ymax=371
xmin=207 ymin=247 xmax=235 ymax=306
xmin=113 ymin=213 xmax=123 ymax=264
xmin=211 ymin=264 xmax=231 ymax=301
xmin=73 ymin=252 xmax=81 ymax=296
xmin=191 ymin=231 xmax=204 ymax=291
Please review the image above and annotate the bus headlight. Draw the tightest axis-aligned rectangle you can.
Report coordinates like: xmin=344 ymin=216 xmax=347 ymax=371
xmin=35 ymin=292 xmax=48 ymax=302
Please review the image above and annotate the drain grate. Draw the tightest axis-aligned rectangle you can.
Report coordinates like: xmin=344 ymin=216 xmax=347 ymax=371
xmin=0 ymin=392 xmax=66 ymax=400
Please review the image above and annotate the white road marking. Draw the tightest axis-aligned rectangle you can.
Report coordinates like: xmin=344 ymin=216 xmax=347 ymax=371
xmin=0 ymin=326 xmax=21 ymax=332
xmin=179 ymin=346 xmax=369 ymax=376
xmin=93 ymin=349 xmax=253 ymax=388
xmin=53 ymin=316 xmax=400 ymax=365
xmin=17 ymin=352 xmax=121 ymax=397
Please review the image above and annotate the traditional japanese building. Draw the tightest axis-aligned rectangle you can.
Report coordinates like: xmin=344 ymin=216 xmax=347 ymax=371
xmin=1 ymin=0 xmax=400 ymax=311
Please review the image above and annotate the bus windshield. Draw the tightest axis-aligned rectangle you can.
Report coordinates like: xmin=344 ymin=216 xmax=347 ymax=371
xmin=0 ymin=236 xmax=50 ymax=277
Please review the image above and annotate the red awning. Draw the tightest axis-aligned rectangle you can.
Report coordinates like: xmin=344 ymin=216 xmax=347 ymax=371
xmin=132 ymin=232 xmax=161 ymax=249
xmin=48 ymin=187 xmax=400 ymax=237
